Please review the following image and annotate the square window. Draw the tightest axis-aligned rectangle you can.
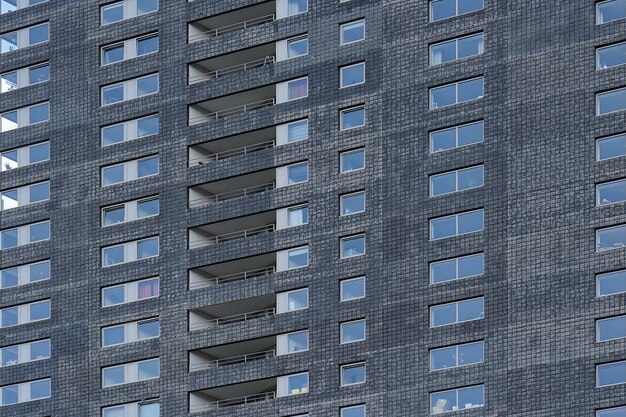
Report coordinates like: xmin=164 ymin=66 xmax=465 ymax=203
xmin=29 ymin=379 xmax=50 ymax=399
xmin=1 ymin=228 xmax=18 ymax=249
xmin=341 ymin=106 xmax=365 ymax=130
xmin=287 ymin=119 xmax=308 ymax=142
xmin=341 ymin=277 xmax=365 ymax=301
xmin=597 ymin=270 xmax=626 ymax=297
xmin=103 ymin=365 xmax=125 ymax=387
xmin=102 ymin=206 xmax=124 ymax=226
xmin=138 ymin=157 xmax=159 ymax=177
xmin=29 ymin=64 xmax=49 ymax=85
xmin=1 ymin=268 xmax=18 ymax=288
xmin=102 ymin=325 xmax=125 ymax=346
xmin=30 ymin=300 xmax=50 ymax=320
xmin=137 ymin=74 xmax=159 ymax=96
xmin=103 ymin=245 xmax=125 ymax=266
xmin=597 ymin=179 xmax=626 ymax=206
xmin=103 ymin=285 xmax=125 ymax=306
xmin=1 ymin=110 xmax=18 ymax=131
xmin=102 ymin=84 xmax=125 ymax=105
xmin=139 ymin=403 xmax=160 ymax=417
xmin=287 ymin=0 xmax=307 ymax=15
xmin=29 ymin=102 xmax=49 ymax=124
xmin=287 ymin=206 xmax=309 ymax=227
xmin=287 ymin=247 xmax=309 ymax=269
xmin=1 ymin=32 xmax=18 ymax=54
xmin=102 ymin=165 xmax=125 ymax=186
xmin=137 ymin=35 xmax=159 ymax=56
xmin=138 ymin=198 xmax=160 ymax=218
xmin=1 ymin=306 xmax=18 ymax=327
xmin=1 ymin=71 xmax=17 ymax=92
xmin=341 ymin=234 xmax=366 ymax=258
xmin=340 ymin=63 xmax=365 ymax=88
xmin=597 ymin=225 xmax=626 ymax=251
xmin=597 ymin=133 xmax=626 ymax=161
xmin=103 ymin=44 xmax=124 ymax=65
xmin=29 ymin=221 xmax=50 ymax=242
xmin=137 ymin=0 xmax=158 ymax=15
xmin=102 ymin=2 xmax=124 ymax=25
xmin=138 ymin=278 xmax=159 ymax=299
xmin=341 ymin=405 xmax=366 ymax=417
xmin=28 ymin=24 xmax=49 ymax=45
xmin=286 ymin=372 xmax=309 ymax=395
xmin=137 ymin=237 xmax=159 ymax=259
xmin=286 ymin=288 xmax=309 ymax=311
xmin=597 ymin=42 xmax=626 ymax=69
xmin=30 ymin=340 xmax=50 ymax=360
xmin=597 ymin=88 xmax=626 ymax=115
xmin=30 ymin=142 xmax=50 ymax=163
xmin=341 ymin=362 xmax=366 ymax=386
xmin=287 ymin=163 xmax=309 ymax=184
xmin=1 ymin=346 xmax=18 ymax=366
xmin=30 ymin=261 xmax=50 ymax=282
xmin=341 ymin=192 xmax=366 ymax=216
xmin=286 ymin=330 xmax=309 ymax=353
xmin=597 ymin=316 xmax=626 ymax=342
xmin=137 ymin=115 xmax=159 ymax=137
xmin=341 ymin=319 xmax=366 ymax=343
xmin=287 ymin=77 xmax=308 ymax=100
xmin=138 ymin=320 xmax=160 ymax=339
xmin=340 ymin=149 xmax=365 ymax=173
xmin=288 ymin=36 xmax=308 ymax=58
xmin=138 ymin=359 xmax=159 ymax=380
xmin=341 ymin=20 xmax=365 ymax=45
xmin=597 ymin=0 xmax=626 ymax=24
xmin=29 ymin=182 xmax=50 ymax=203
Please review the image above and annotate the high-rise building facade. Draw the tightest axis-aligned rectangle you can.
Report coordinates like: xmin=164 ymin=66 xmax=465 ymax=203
xmin=1 ymin=0 xmax=626 ymax=416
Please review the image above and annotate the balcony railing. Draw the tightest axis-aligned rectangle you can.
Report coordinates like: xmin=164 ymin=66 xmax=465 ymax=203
xmin=190 ymin=57 xmax=275 ymax=84
xmin=189 ymin=308 xmax=275 ymax=331
xmin=189 ymin=182 xmax=275 ymax=208
xmin=190 ymin=392 xmax=276 ymax=412
xmin=190 ymin=140 xmax=275 ymax=165
xmin=189 ymin=224 xmax=275 ymax=249
xmin=190 ymin=266 xmax=276 ymax=290
xmin=190 ymin=349 xmax=275 ymax=372
xmin=189 ymin=14 xmax=275 ymax=42
xmin=190 ymin=98 xmax=275 ymax=124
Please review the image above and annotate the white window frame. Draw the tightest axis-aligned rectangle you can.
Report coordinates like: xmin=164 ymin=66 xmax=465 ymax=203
xmin=0 ymin=220 xmax=50 ymax=250
xmin=430 ymin=77 xmax=484 ymax=109
xmin=102 ymin=358 xmax=160 ymax=388
xmin=596 ymin=133 xmax=626 ymax=161
xmin=101 ymin=155 xmax=160 ymax=187
xmin=0 ymin=101 xmax=50 ymax=132
xmin=102 ymin=400 xmax=160 ymax=417
xmin=430 ymin=384 xmax=485 ymax=413
xmin=276 ymin=34 xmax=309 ymax=62
xmin=101 ymin=196 xmax=160 ymax=226
xmin=276 ymin=118 xmax=309 ymax=145
xmin=429 ymin=253 xmax=484 ymax=284
xmin=341 ymin=405 xmax=366 ymax=417
xmin=101 ymin=114 xmax=160 ymax=147
xmin=101 ymin=318 xmax=160 ymax=347
xmin=0 ymin=378 xmax=51 ymax=406
xmin=430 ymin=120 xmax=484 ymax=153
xmin=101 ymin=73 xmax=159 ymax=106
xmin=276 ymin=204 xmax=309 ymax=229
xmin=276 ymin=287 xmax=309 ymax=314
xmin=340 ymin=19 xmax=365 ymax=45
xmin=0 ymin=180 xmax=50 ymax=211
xmin=101 ymin=33 xmax=159 ymax=66
xmin=0 ymin=62 xmax=49 ymax=93
xmin=277 ymin=371 xmax=309 ymax=397
xmin=340 ymin=362 xmax=366 ymax=386
xmin=101 ymin=276 xmax=160 ymax=307
xmin=0 ymin=22 xmax=49 ymax=54
xmin=340 ymin=105 xmax=366 ymax=130
xmin=340 ymin=319 xmax=366 ymax=344
xmin=597 ymin=407 xmax=626 ymax=417
xmin=596 ymin=87 xmax=626 ymax=116
xmin=429 ymin=209 xmax=485 ymax=240
xmin=101 ymin=0 xmax=159 ymax=26
xmin=429 ymin=32 xmax=484 ymax=65
xmin=0 ymin=142 xmax=49 ymax=172
xmin=597 ymin=179 xmax=626 ymax=206
xmin=0 ymin=299 xmax=50 ymax=328
xmin=276 ymin=76 xmax=309 ymax=103
xmin=340 ymin=276 xmax=366 ymax=301
xmin=596 ymin=269 xmax=626 ymax=297
xmin=596 ymin=315 xmax=626 ymax=342
xmin=276 ymin=329 xmax=310 ymax=356
xmin=429 ymin=165 xmax=484 ymax=197
xmin=340 ymin=234 xmax=366 ymax=259
xmin=430 ymin=297 xmax=485 ymax=328
xmin=429 ymin=0 xmax=484 ymax=22
xmin=0 ymin=259 xmax=50 ymax=289
xmin=597 ymin=41 xmax=626 ymax=70
xmin=596 ymin=0 xmax=626 ymax=25
xmin=429 ymin=341 xmax=484 ymax=371
xmin=340 ymin=62 xmax=366 ymax=88
xmin=340 ymin=148 xmax=366 ymax=173
xmin=596 ymin=224 xmax=626 ymax=252
xmin=340 ymin=191 xmax=366 ymax=216
xmin=597 ymin=360 xmax=626 ymax=387
xmin=101 ymin=236 xmax=160 ymax=267
xmin=0 ymin=339 xmax=51 ymax=367
xmin=277 ymin=245 xmax=310 ymax=271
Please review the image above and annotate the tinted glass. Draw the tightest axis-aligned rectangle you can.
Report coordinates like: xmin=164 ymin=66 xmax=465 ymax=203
xmin=29 ymin=221 xmax=50 ymax=241
xmin=458 ymin=78 xmax=484 ymax=102
xmin=598 ymin=407 xmax=626 ymax=417
xmin=341 ymin=192 xmax=365 ymax=215
xmin=341 ymin=107 xmax=365 ymax=129
xmin=29 ymin=65 xmax=49 ymax=84
xmin=29 ymin=102 xmax=49 ymax=124
xmin=28 ymin=24 xmax=49 ymax=44
xmin=341 ymin=20 xmax=365 ymax=44
xmin=1 ymin=385 xmax=18 ymax=405
xmin=287 ymin=0 xmax=307 ymax=14
xmin=29 ymin=142 xmax=49 ymax=163
xmin=137 ymin=157 xmax=159 ymax=177
xmin=458 ymin=298 xmax=484 ymax=321
xmin=598 ymin=89 xmax=626 ymax=115
xmin=103 ymin=325 xmax=125 ymax=346
xmin=137 ymin=116 xmax=159 ymax=136
xmin=597 ymin=134 xmax=626 ymax=161
xmin=103 ymin=45 xmax=124 ymax=64
xmin=341 ymin=405 xmax=366 ymax=417
xmin=103 ymin=286 xmax=125 ymax=306
xmin=1 ymin=0 xmax=18 ymax=14
xmin=139 ymin=403 xmax=160 ymax=417
xmin=341 ymin=149 xmax=365 ymax=172
xmin=137 ymin=36 xmax=159 ymax=55
xmin=137 ymin=74 xmax=159 ymax=96
xmin=1 ymin=150 xmax=18 ymax=171
xmin=458 ymin=210 xmax=484 ymax=234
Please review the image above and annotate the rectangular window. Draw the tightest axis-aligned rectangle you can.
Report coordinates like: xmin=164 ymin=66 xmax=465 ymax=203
xmin=430 ymin=385 xmax=484 ymax=414
xmin=430 ymin=297 xmax=484 ymax=327
xmin=341 ymin=362 xmax=366 ymax=386
xmin=277 ymin=329 xmax=309 ymax=355
xmin=286 ymin=246 xmax=309 ymax=269
xmin=430 ymin=165 xmax=484 ymax=196
xmin=285 ymin=77 xmax=309 ymax=101
xmin=340 ymin=319 xmax=366 ymax=344
xmin=101 ymin=73 xmax=159 ymax=106
xmin=598 ymin=407 xmax=626 ymax=417
xmin=0 ymin=220 xmax=50 ymax=250
xmin=102 ymin=277 xmax=159 ymax=307
xmin=102 ymin=196 xmax=159 ymax=226
xmin=0 ymin=378 xmax=50 ymax=406
xmin=340 ymin=62 xmax=365 ymax=88
xmin=1 ymin=62 xmax=49 ymax=93
xmin=596 ymin=224 xmax=626 ymax=252
xmin=341 ymin=276 xmax=366 ymax=301
xmin=597 ymin=42 xmax=626 ymax=69
xmin=430 ymin=209 xmax=484 ymax=240
xmin=1 ymin=22 xmax=49 ymax=54
xmin=340 ymin=105 xmax=366 ymax=130
xmin=101 ymin=236 xmax=159 ymax=267
xmin=0 ymin=180 xmax=50 ymax=211
xmin=341 ymin=191 xmax=366 ymax=216
xmin=341 ymin=234 xmax=366 ymax=258
xmin=0 ymin=102 xmax=49 ymax=132
xmin=597 ymin=361 xmax=626 ymax=387
xmin=1 ymin=142 xmax=49 ymax=172
xmin=597 ymin=133 xmax=626 ymax=161
xmin=101 ymin=156 xmax=159 ymax=186
xmin=597 ymin=0 xmax=626 ymax=24
xmin=430 ymin=77 xmax=484 ymax=109
xmin=597 ymin=179 xmax=626 ymax=206
xmin=101 ymin=33 xmax=159 ymax=65
xmin=340 ymin=19 xmax=365 ymax=45
xmin=276 ymin=288 xmax=309 ymax=313
xmin=287 ymin=35 xmax=308 ymax=58
xmin=1 ymin=0 xmax=47 ymax=14
xmin=597 ymin=315 xmax=626 ymax=342
xmin=430 ymin=33 xmax=484 ymax=65
xmin=102 ymin=358 xmax=160 ymax=388
xmin=286 ymin=162 xmax=309 ymax=185
xmin=102 ymin=401 xmax=160 ymax=417
xmin=0 ymin=260 xmax=50 ymax=289
xmin=286 ymin=119 xmax=308 ymax=143
xmin=102 ymin=318 xmax=159 ymax=347
xmin=0 ymin=339 xmax=50 ymax=367
xmin=101 ymin=114 xmax=159 ymax=146
xmin=430 ymin=253 xmax=484 ymax=284
xmin=430 ymin=341 xmax=484 ymax=370
xmin=597 ymin=87 xmax=626 ymax=115
xmin=430 ymin=0 xmax=484 ymax=22
xmin=341 ymin=405 xmax=366 ymax=417
xmin=597 ymin=270 xmax=626 ymax=297
xmin=340 ymin=148 xmax=365 ymax=173
xmin=1 ymin=299 xmax=50 ymax=328
xmin=101 ymin=0 xmax=158 ymax=25
xmin=286 ymin=205 xmax=309 ymax=227
xmin=278 ymin=372 xmax=309 ymax=397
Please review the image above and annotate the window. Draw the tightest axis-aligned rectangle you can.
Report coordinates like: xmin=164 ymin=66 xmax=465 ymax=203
xmin=430 ymin=297 xmax=484 ymax=327
xmin=597 ymin=270 xmax=626 ymax=297
xmin=1 ymin=22 xmax=49 ymax=54
xmin=287 ymin=205 xmax=309 ymax=227
xmin=103 ymin=401 xmax=160 ymax=417
xmin=341 ymin=362 xmax=366 ymax=386
xmin=101 ymin=73 xmax=159 ymax=106
xmin=102 ymin=197 xmax=159 ymax=226
xmin=341 ymin=405 xmax=366 ymax=417
xmin=0 ymin=260 xmax=50 ymax=289
xmin=430 ymin=341 xmax=484 ymax=370
xmin=101 ymin=156 xmax=159 ymax=186
xmin=340 ymin=106 xmax=366 ymax=130
xmin=0 ymin=339 xmax=50 ymax=367
xmin=340 ymin=62 xmax=365 ymax=88
xmin=278 ymin=372 xmax=309 ymax=397
xmin=340 ymin=148 xmax=365 ymax=173
xmin=597 ymin=0 xmax=626 ymax=24
xmin=102 ymin=358 xmax=160 ymax=388
xmin=0 ymin=220 xmax=50 ymax=250
xmin=430 ymin=33 xmax=484 ymax=65
xmin=430 ymin=0 xmax=484 ymax=22
xmin=102 ymin=277 xmax=159 ymax=307
xmin=597 ymin=361 xmax=626 ymax=387
xmin=1 ymin=181 xmax=50 ymax=211
xmin=102 ymin=318 xmax=159 ymax=347
xmin=597 ymin=133 xmax=626 ymax=161
xmin=287 ymin=162 xmax=309 ymax=184
xmin=101 ymin=33 xmax=159 ymax=65
xmin=101 ymin=0 xmax=158 ymax=25
xmin=1 ymin=300 xmax=50 ymax=328
xmin=431 ymin=121 xmax=484 ymax=153
xmin=1 ymin=0 xmax=47 ymax=14
xmin=283 ymin=77 xmax=309 ymax=101
xmin=0 ymin=378 xmax=50 ymax=406
xmin=102 ymin=114 xmax=159 ymax=146
xmin=597 ymin=87 xmax=626 ymax=115
xmin=430 ymin=165 xmax=484 ymax=196
xmin=597 ymin=316 xmax=626 ymax=342
xmin=340 ymin=319 xmax=366 ymax=344
xmin=340 ymin=19 xmax=365 ymax=45
xmin=341 ymin=276 xmax=365 ymax=301
xmin=430 ymin=253 xmax=484 ymax=284
xmin=1 ymin=63 xmax=49 ymax=93
xmin=598 ymin=42 xmax=626 ymax=70
xmin=287 ymin=246 xmax=309 ymax=269
xmin=277 ymin=288 xmax=309 ymax=313
xmin=102 ymin=236 xmax=159 ymax=267
xmin=341 ymin=191 xmax=366 ymax=216
xmin=430 ymin=77 xmax=484 ymax=109
xmin=430 ymin=209 xmax=484 ymax=240
xmin=1 ymin=142 xmax=49 ymax=172
xmin=0 ymin=102 xmax=49 ymax=132
xmin=341 ymin=234 xmax=366 ymax=258
xmin=277 ymin=330 xmax=309 ymax=355
xmin=598 ymin=406 xmax=626 ymax=417
xmin=597 ymin=179 xmax=626 ymax=206
xmin=597 ymin=224 xmax=626 ymax=251
xmin=286 ymin=119 xmax=308 ymax=143
xmin=430 ymin=385 xmax=484 ymax=414
xmin=288 ymin=35 xmax=308 ymax=58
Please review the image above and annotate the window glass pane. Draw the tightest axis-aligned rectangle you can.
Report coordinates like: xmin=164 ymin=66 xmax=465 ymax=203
xmin=103 ymin=325 xmax=125 ymax=346
xmin=137 ymin=116 xmax=159 ymax=137
xmin=102 ymin=3 xmax=124 ymax=25
xmin=28 ymin=24 xmax=49 ymax=45
xmin=1 ymin=32 xmax=18 ymax=53
xmin=103 ymin=84 xmax=124 ymax=105
xmin=341 ymin=320 xmax=365 ymax=343
xmin=598 ymin=0 xmax=626 ymax=24
xmin=137 ymin=35 xmax=159 ymax=55
xmin=458 ymin=121 xmax=484 ymax=146
xmin=598 ymin=43 xmax=626 ymax=69
xmin=29 ymin=65 xmax=49 ymax=84
xmin=287 ymin=163 xmax=308 ymax=184
xmin=138 ymin=278 xmax=159 ymax=299
xmin=138 ymin=359 xmax=159 ymax=380
xmin=431 ymin=40 xmax=456 ymax=65
xmin=341 ymin=63 xmax=365 ymax=87
xmin=103 ymin=245 xmax=125 ymax=266
xmin=287 ymin=78 xmax=308 ymax=100
xmin=341 ymin=405 xmax=366 ymax=417
xmin=342 ymin=235 xmax=365 ymax=258
xmin=341 ymin=107 xmax=365 ymax=129
xmin=431 ymin=389 xmax=457 ymax=414
xmin=597 ymin=270 xmax=626 ymax=296
xmin=103 ymin=366 xmax=125 ymax=387
xmin=342 ymin=364 xmax=365 ymax=385
xmin=431 ymin=303 xmax=456 ymax=327
xmin=597 ymin=225 xmax=626 ymax=251
xmin=341 ymin=20 xmax=365 ymax=44
xmin=138 ymin=320 xmax=160 ymax=339
xmin=458 ymin=0 xmax=484 ymax=14
xmin=104 ymin=206 xmax=125 ymax=225
xmin=458 ymin=253 xmax=484 ymax=278
xmin=458 ymin=33 xmax=484 ymax=58
xmin=30 ymin=261 xmax=50 ymax=282
xmin=287 ymin=247 xmax=308 ymax=268
xmin=103 ymin=45 xmax=124 ymax=64
xmin=30 ymin=143 xmax=49 ymax=163
xmin=287 ymin=288 xmax=308 ymax=311
xmin=137 ymin=238 xmax=159 ymax=259
xmin=597 ymin=316 xmax=626 ymax=341
xmin=137 ymin=75 xmax=159 ymax=96
xmin=103 ymin=406 xmax=126 ymax=417
xmin=287 ymin=119 xmax=308 ymax=142
xmin=457 ymin=385 xmax=484 ymax=409
xmin=1 ymin=307 xmax=18 ymax=327
xmin=458 ymin=298 xmax=484 ymax=321
xmin=458 ymin=166 xmax=484 ymax=190
xmin=431 ymin=172 xmax=456 ymax=196
xmin=341 ymin=277 xmax=365 ymax=301
xmin=287 ymin=206 xmax=308 ymax=226
xmin=1 ymin=150 xmax=18 ymax=171
xmin=103 ymin=286 xmax=125 ymax=306
xmin=1 ymin=110 xmax=18 ymax=132
xmin=431 ymin=127 xmax=457 ymax=151
xmin=29 ymin=102 xmax=49 ymax=124
xmin=431 ymin=84 xmax=456 ymax=108
xmin=458 ymin=210 xmax=484 ymax=234
xmin=341 ymin=192 xmax=366 ymax=215
xmin=598 ymin=180 xmax=626 ymax=205
xmin=431 ymin=259 xmax=457 ymax=283
xmin=1 ymin=189 xmax=18 ymax=210
xmin=598 ymin=362 xmax=626 ymax=386
xmin=30 ymin=340 xmax=51 ymax=360
xmin=30 ymin=182 xmax=50 ymax=202
xmin=458 ymin=341 xmax=484 ymax=365
xmin=1 ymin=385 xmax=18 ymax=404
xmin=1 ymin=268 xmax=18 ymax=288
xmin=139 ymin=403 xmax=160 ymax=417
xmin=287 ymin=331 xmax=309 ymax=352
xmin=597 ymin=134 xmax=626 ymax=161
xmin=458 ymin=78 xmax=484 ymax=102
xmin=287 ymin=0 xmax=307 ymax=15
xmin=430 ymin=0 xmax=456 ymax=21
xmin=431 ymin=346 xmax=457 ymax=370
xmin=1 ymin=0 xmax=18 ymax=14
xmin=138 ymin=199 xmax=159 ymax=218
xmin=2 ymin=72 xmax=19 ymax=93
xmin=598 ymin=89 xmax=626 ymax=115
xmin=137 ymin=0 xmax=158 ymax=14
xmin=431 ymin=216 xmax=456 ymax=240
xmin=341 ymin=149 xmax=365 ymax=172
xmin=288 ymin=37 xmax=308 ymax=58
xmin=598 ymin=407 xmax=626 ymax=417
xmin=1 ymin=228 xmax=18 ymax=249
xmin=30 ymin=300 xmax=50 ymax=320
xmin=29 ymin=222 xmax=50 ymax=242
xmin=1 ymin=346 xmax=18 ymax=366
xmin=138 ymin=157 xmax=159 ymax=177
xmin=29 ymin=0 xmax=48 ymax=5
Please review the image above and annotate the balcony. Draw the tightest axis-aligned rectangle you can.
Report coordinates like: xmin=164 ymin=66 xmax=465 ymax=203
xmin=188 ymin=294 xmax=276 ymax=331
xmin=189 ymin=43 xmax=276 ymax=85
xmin=189 ymin=336 xmax=276 ymax=372
xmin=189 ymin=211 xmax=276 ymax=249
xmin=189 ymin=379 xmax=277 ymax=412
xmin=188 ymin=2 xmax=276 ymax=43
xmin=189 ymin=253 xmax=277 ymax=290
xmin=189 ymin=126 xmax=276 ymax=167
